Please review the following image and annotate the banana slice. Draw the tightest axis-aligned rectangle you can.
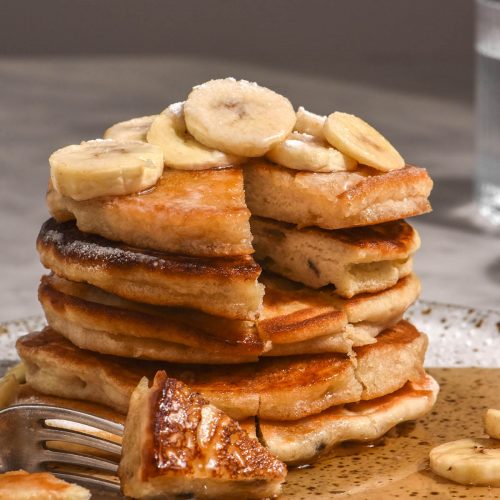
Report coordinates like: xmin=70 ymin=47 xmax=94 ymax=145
xmin=147 ymin=102 xmax=242 ymax=170
xmin=486 ymin=409 xmax=500 ymax=439
xmin=294 ymin=106 xmax=326 ymax=138
xmin=266 ymin=132 xmax=357 ymax=172
xmin=323 ymin=112 xmax=405 ymax=172
xmin=429 ymin=438 xmax=500 ymax=486
xmin=104 ymin=115 xmax=157 ymax=142
xmin=49 ymin=139 xmax=164 ymax=201
xmin=184 ymin=78 xmax=296 ymax=157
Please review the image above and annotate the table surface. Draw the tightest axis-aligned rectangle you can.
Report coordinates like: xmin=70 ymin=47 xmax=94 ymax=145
xmin=1 ymin=56 xmax=499 ymax=322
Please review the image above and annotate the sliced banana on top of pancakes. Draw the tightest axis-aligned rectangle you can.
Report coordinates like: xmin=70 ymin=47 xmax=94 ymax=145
xmin=147 ymin=101 xmax=243 ymax=170
xmin=323 ymin=111 xmax=405 ymax=172
xmin=294 ymin=106 xmax=326 ymax=138
xmin=103 ymin=115 xmax=157 ymax=142
xmin=266 ymin=131 xmax=357 ymax=173
xmin=49 ymin=139 xmax=164 ymax=201
xmin=48 ymin=78 xmax=408 ymax=200
xmin=183 ymin=78 xmax=296 ymax=157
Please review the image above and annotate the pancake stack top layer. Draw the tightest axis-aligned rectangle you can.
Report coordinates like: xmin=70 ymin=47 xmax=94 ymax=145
xmin=14 ymin=78 xmax=437 ymax=494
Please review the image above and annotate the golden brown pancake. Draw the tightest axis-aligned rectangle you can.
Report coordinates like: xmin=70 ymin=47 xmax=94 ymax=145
xmin=244 ymin=161 xmax=433 ymax=230
xmin=252 ymin=217 xmax=419 ymax=297
xmin=0 ymin=471 xmax=91 ymax=500
xmin=38 ymin=273 xmax=420 ymax=362
xmin=258 ymin=374 xmax=439 ymax=465
xmin=120 ymin=371 xmax=286 ymax=499
xmin=38 ymin=274 xmax=266 ymax=363
xmin=47 ymin=167 xmax=253 ymax=257
xmin=37 ymin=219 xmax=264 ymax=320
xmin=16 ymin=322 xmax=427 ymax=421
xmin=258 ymin=272 xmax=421 ymax=356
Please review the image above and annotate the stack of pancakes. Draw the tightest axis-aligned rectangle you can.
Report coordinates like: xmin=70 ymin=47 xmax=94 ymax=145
xmin=16 ymin=79 xmax=438 ymax=466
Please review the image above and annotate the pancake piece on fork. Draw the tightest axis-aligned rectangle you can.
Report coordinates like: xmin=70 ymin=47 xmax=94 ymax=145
xmin=119 ymin=371 xmax=286 ymax=499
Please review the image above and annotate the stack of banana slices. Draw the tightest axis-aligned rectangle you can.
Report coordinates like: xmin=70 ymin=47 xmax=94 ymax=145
xmin=14 ymin=78 xmax=438 ymax=497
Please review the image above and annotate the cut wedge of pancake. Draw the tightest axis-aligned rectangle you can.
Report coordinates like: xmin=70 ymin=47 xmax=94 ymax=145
xmin=259 ymin=374 xmax=439 ymax=465
xmin=37 ymin=219 xmax=264 ymax=320
xmin=47 ymin=167 xmax=253 ymax=257
xmin=38 ymin=273 xmax=420 ymax=362
xmin=120 ymin=371 xmax=286 ymax=499
xmin=252 ymin=217 xmax=419 ymax=297
xmin=244 ymin=161 xmax=432 ymax=230
xmin=16 ymin=321 xmax=427 ymax=421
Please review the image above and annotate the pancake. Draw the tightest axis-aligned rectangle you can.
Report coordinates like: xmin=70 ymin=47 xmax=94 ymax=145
xmin=120 ymin=371 xmax=286 ymax=500
xmin=259 ymin=374 xmax=439 ymax=465
xmin=261 ymin=272 xmax=420 ymax=356
xmin=0 ymin=471 xmax=91 ymax=500
xmin=0 ymin=367 xmax=437 ymax=468
xmin=38 ymin=273 xmax=420 ymax=362
xmin=251 ymin=217 xmax=419 ymax=297
xmin=244 ymin=161 xmax=432 ymax=230
xmin=16 ymin=321 xmax=427 ymax=421
xmin=38 ymin=274 xmax=266 ymax=363
xmin=37 ymin=219 xmax=264 ymax=320
xmin=47 ymin=167 xmax=253 ymax=257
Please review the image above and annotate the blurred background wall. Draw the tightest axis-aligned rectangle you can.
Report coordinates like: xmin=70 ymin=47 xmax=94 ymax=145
xmin=2 ymin=0 xmax=473 ymax=100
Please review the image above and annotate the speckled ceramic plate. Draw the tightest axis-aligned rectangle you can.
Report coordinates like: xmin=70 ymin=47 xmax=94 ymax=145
xmin=1 ymin=301 xmax=500 ymax=499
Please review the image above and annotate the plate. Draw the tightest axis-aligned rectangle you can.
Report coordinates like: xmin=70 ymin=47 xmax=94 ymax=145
xmin=1 ymin=300 xmax=500 ymax=499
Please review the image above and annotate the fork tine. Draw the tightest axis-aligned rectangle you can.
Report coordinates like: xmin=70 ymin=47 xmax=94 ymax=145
xmin=9 ymin=404 xmax=124 ymax=436
xmin=40 ymin=448 xmax=119 ymax=473
xmin=51 ymin=471 xmax=121 ymax=495
xmin=38 ymin=427 xmax=122 ymax=456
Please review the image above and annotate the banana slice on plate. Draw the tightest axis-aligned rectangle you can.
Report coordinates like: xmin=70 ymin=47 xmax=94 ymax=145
xmin=323 ymin=111 xmax=405 ymax=172
xmin=429 ymin=438 xmax=500 ymax=486
xmin=104 ymin=115 xmax=157 ymax=142
xmin=266 ymin=132 xmax=357 ymax=172
xmin=486 ymin=409 xmax=500 ymax=439
xmin=184 ymin=78 xmax=296 ymax=157
xmin=147 ymin=102 xmax=242 ymax=170
xmin=50 ymin=139 xmax=164 ymax=201
xmin=294 ymin=106 xmax=326 ymax=138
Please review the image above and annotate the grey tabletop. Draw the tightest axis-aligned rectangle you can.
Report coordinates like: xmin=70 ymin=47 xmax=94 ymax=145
xmin=1 ymin=55 xmax=499 ymax=322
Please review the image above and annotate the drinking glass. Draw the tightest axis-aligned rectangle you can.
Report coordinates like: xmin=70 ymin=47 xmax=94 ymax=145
xmin=476 ymin=0 xmax=500 ymax=225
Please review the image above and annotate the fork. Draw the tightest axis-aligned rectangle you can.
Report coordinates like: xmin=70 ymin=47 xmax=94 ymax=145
xmin=0 ymin=404 xmax=124 ymax=495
